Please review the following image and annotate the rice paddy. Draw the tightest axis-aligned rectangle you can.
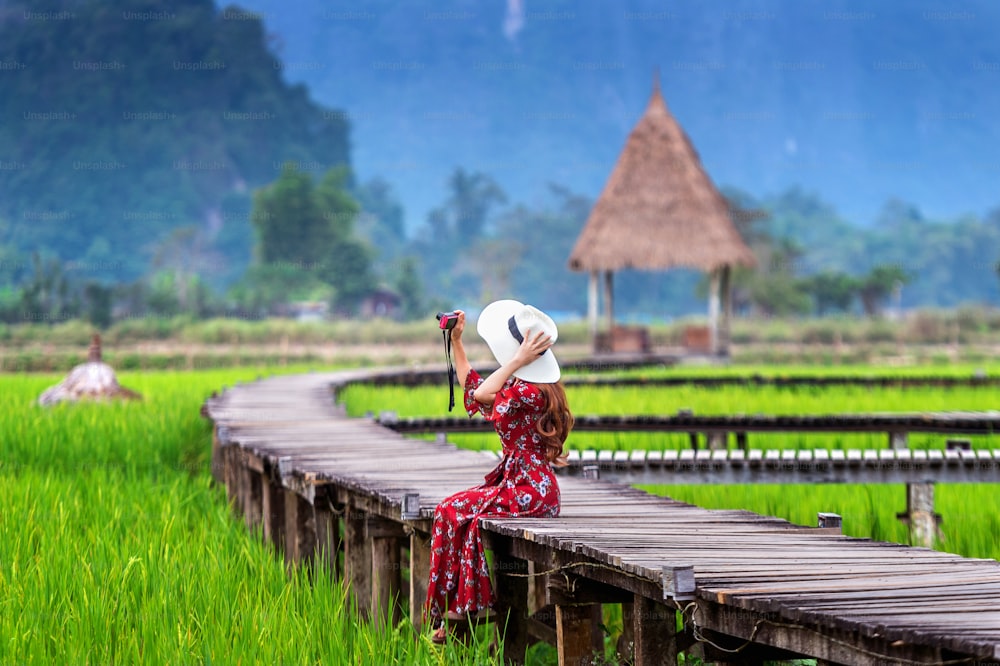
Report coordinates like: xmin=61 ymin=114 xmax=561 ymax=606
xmin=0 ymin=370 xmax=496 ymax=665
xmin=3 ymin=362 xmax=998 ymax=664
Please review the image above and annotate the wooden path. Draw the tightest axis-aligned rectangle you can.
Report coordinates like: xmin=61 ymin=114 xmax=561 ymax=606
xmin=204 ymin=370 xmax=1000 ymax=665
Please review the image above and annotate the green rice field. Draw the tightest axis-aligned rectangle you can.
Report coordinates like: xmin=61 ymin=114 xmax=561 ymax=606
xmin=0 ymin=370 xmax=497 ymax=665
xmin=3 ymin=363 xmax=998 ymax=664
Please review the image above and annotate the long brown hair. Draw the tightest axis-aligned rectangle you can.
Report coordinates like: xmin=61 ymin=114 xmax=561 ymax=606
xmin=535 ymin=381 xmax=573 ymax=466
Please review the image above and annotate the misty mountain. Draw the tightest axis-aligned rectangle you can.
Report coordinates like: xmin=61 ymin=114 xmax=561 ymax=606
xmin=0 ymin=0 xmax=350 ymax=284
xmin=230 ymin=0 xmax=1000 ymax=232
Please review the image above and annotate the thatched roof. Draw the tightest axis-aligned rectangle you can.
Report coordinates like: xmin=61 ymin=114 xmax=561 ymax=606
xmin=568 ymin=83 xmax=756 ymax=273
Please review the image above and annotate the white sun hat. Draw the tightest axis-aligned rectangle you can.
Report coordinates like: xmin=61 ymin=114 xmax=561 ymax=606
xmin=477 ymin=299 xmax=561 ymax=383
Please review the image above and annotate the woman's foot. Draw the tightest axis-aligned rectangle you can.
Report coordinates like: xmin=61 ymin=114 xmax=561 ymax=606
xmin=430 ymin=614 xmax=471 ymax=645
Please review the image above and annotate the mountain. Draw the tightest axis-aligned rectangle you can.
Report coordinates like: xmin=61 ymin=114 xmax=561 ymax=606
xmin=0 ymin=0 xmax=351 ymax=284
xmin=227 ymin=0 xmax=1000 ymax=232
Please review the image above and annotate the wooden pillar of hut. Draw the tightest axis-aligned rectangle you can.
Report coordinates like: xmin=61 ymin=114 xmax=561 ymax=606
xmin=708 ymin=268 xmax=721 ymax=355
xmin=588 ymin=270 xmax=600 ymax=341
xmin=603 ymin=270 xmax=615 ymax=336
xmin=719 ymin=264 xmax=733 ymax=355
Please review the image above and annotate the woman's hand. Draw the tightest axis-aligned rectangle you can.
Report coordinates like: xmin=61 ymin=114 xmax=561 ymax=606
xmin=510 ymin=328 xmax=553 ymax=369
xmin=449 ymin=310 xmax=466 ymax=344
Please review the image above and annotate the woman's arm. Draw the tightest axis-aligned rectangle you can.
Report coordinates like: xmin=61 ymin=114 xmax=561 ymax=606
xmin=449 ymin=310 xmax=472 ymax=389
xmin=473 ymin=328 xmax=553 ymax=405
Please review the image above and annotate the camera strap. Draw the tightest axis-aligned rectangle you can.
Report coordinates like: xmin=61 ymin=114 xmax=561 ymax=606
xmin=442 ymin=329 xmax=455 ymax=412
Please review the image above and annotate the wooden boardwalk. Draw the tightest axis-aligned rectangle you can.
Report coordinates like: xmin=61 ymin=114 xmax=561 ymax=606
xmin=204 ymin=370 xmax=1000 ymax=665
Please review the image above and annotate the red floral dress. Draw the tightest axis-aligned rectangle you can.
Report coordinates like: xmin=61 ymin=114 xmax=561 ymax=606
xmin=425 ymin=368 xmax=561 ymax=623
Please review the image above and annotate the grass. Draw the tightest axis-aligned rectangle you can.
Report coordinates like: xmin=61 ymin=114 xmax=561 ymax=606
xmin=5 ymin=362 xmax=999 ymax=664
xmin=0 ymin=369 xmax=500 ymax=665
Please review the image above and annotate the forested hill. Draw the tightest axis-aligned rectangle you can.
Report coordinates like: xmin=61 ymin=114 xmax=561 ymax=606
xmin=0 ymin=0 xmax=350 ymax=283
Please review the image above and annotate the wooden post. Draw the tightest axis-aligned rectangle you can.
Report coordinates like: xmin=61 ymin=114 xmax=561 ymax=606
xmin=223 ymin=445 xmax=239 ymax=512
xmin=283 ymin=488 xmax=316 ymax=565
xmin=344 ymin=508 xmax=372 ymax=618
xmin=719 ymin=264 xmax=732 ymax=355
xmin=604 ymin=270 xmax=614 ymax=337
xmin=314 ymin=497 xmax=341 ymax=583
xmin=817 ymin=512 xmax=842 ymax=532
xmin=898 ymin=482 xmax=940 ymax=549
xmin=371 ymin=534 xmax=402 ymax=629
xmin=706 ymin=432 xmax=727 ymax=450
xmin=526 ymin=560 xmax=547 ymax=616
xmin=493 ymin=551 xmax=530 ymax=665
xmin=617 ymin=602 xmax=636 ymax=663
xmin=633 ymin=594 xmax=678 ymax=666
xmin=556 ymin=604 xmax=598 ymax=665
xmin=211 ymin=424 xmax=227 ymax=483
xmin=409 ymin=531 xmax=431 ymax=633
xmin=708 ymin=268 xmax=721 ymax=355
xmin=588 ymin=270 xmax=599 ymax=344
xmin=260 ymin=471 xmax=285 ymax=551
xmin=888 ymin=431 xmax=909 ymax=450
xmin=241 ymin=462 xmax=262 ymax=530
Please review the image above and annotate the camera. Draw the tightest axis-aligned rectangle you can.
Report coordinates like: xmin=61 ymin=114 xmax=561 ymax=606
xmin=436 ymin=311 xmax=459 ymax=330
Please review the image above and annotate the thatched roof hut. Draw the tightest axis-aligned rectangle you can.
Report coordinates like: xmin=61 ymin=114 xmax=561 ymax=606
xmin=568 ymin=80 xmax=755 ymax=354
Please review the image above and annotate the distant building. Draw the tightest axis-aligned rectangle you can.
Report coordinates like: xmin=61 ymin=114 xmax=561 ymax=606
xmin=360 ymin=287 xmax=402 ymax=319
xmin=290 ymin=301 xmax=328 ymax=322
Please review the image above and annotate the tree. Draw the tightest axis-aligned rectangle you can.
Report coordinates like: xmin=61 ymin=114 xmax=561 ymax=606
xmin=805 ymin=271 xmax=859 ymax=315
xmin=412 ymin=168 xmax=509 ymax=304
xmin=392 ymin=257 xmax=424 ymax=320
xmin=355 ymin=177 xmax=406 ymax=264
xmin=859 ymin=265 xmax=910 ymax=317
xmin=446 ymin=168 xmax=508 ymax=240
xmin=248 ymin=164 xmax=374 ymax=313
xmin=18 ymin=253 xmax=79 ymax=324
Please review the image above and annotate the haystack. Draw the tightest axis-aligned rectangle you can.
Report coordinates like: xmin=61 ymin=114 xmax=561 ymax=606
xmin=568 ymin=79 xmax=755 ymax=354
xmin=37 ymin=334 xmax=142 ymax=406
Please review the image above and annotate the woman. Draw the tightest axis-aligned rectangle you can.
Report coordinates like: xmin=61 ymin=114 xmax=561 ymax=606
xmin=425 ymin=300 xmax=573 ymax=645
